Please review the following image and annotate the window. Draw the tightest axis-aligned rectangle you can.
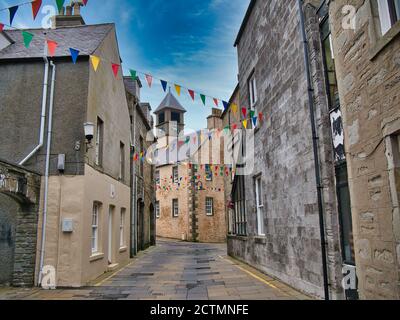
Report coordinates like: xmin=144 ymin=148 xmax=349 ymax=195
xmin=95 ymin=117 xmax=104 ymax=166
xmin=120 ymin=208 xmax=126 ymax=247
xmin=171 ymin=112 xmax=181 ymax=123
xmin=255 ymin=176 xmax=265 ymax=236
xmin=172 ymin=199 xmax=179 ymax=217
xmin=377 ymin=0 xmax=400 ymax=35
xmin=206 ymin=197 xmax=214 ymax=216
xmin=155 ymin=201 xmax=160 ymax=218
xmin=119 ymin=142 xmax=125 ymax=181
xmin=158 ymin=112 xmax=165 ymax=124
xmin=155 ymin=170 xmax=160 ymax=184
xmin=248 ymin=72 xmax=257 ymax=109
xmin=92 ymin=202 xmax=100 ymax=254
xmin=232 ymin=175 xmax=247 ymax=236
xmin=172 ymin=166 xmax=179 ymax=183
xmin=205 ymin=165 xmax=213 ymax=181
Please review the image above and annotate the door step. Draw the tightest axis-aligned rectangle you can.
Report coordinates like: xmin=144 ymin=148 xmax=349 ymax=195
xmin=107 ymin=263 xmax=119 ymax=272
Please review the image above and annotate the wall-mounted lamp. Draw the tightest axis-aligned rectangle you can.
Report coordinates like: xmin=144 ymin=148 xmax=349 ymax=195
xmin=83 ymin=122 xmax=94 ymax=152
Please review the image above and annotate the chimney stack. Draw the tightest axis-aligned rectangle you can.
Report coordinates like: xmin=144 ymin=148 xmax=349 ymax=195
xmin=52 ymin=0 xmax=85 ymax=28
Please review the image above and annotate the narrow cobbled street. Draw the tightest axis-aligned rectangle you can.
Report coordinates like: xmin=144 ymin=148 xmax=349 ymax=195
xmin=0 ymin=239 xmax=310 ymax=300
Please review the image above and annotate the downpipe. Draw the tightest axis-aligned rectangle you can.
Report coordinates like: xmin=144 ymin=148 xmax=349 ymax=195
xmin=38 ymin=60 xmax=56 ymax=286
xmin=19 ymin=57 xmax=49 ymax=165
xmin=297 ymin=0 xmax=330 ymax=300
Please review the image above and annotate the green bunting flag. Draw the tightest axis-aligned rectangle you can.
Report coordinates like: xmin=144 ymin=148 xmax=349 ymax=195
xmin=130 ymin=69 xmax=137 ymax=81
xmin=200 ymin=94 xmax=206 ymax=105
xmin=56 ymin=0 xmax=65 ymax=13
xmin=22 ymin=31 xmax=34 ymax=48
xmin=250 ymin=110 xmax=255 ymax=118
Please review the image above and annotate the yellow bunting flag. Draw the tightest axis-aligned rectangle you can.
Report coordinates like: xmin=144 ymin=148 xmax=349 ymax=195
xmin=175 ymin=84 xmax=181 ymax=96
xmin=243 ymin=119 xmax=248 ymax=129
xmin=231 ymin=103 xmax=238 ymax=115
xmin=90 ymin=55 xmax=100 ymax=72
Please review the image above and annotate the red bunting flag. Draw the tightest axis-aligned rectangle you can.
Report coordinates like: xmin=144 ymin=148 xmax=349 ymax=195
xmin=232 ymin=123 xmax=238 ymax=130
xmin=241 ymin=107 xmax=247 ymax=118
xmin=83 ymin=0 xmax=89 ymax=5
xmin=188 ymin=89 xmax=195 ymax=100
xmin=112 ymin=63 xmax=120 ymax=78
xmin=0 ymin=24 xmax=4 ymax=32
xmin=47 ymin=40 xmax=58 ymax=56
xmin=145 ymin=74 xmax=153 ymax=87
xmin=32 ymin=0 xmax=42 ymax=20
xmin=213 ymin=98 xmax=218 ymax=107
xmin=259 ymin=112 xmax=263 ymax=122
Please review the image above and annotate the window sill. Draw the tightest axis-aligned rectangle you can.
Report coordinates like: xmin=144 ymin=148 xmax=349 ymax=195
xmin=254 ymin=236 xmax=267 ymax=244
xmin=119 ymin=246 xmax=127 ymax=253
xmin=227 ymin=234 xmax=247 ymax=241
xmin=89 ymin=252 xmax=104 ymax=262
xmin=370 ymin=20 xmax=400 ymax=60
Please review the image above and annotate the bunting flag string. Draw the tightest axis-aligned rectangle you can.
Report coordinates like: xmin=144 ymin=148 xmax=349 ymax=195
xmin=0 ymin=14 xmax=268 ymax=128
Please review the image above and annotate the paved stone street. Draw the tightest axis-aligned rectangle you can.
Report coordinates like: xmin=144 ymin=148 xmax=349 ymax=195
xmin=0 ymin=239 xmax=311 ymax=300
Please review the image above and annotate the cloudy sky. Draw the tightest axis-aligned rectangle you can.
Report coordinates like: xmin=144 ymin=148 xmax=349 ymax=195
xmin=0 ymin=0 xmax=249 ymax=130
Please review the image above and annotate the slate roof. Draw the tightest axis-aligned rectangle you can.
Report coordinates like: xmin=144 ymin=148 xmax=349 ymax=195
xmin=0 ymin=23 xmax=114 ymax=60
xmin=154 ymin=92 xmax=186 ymax=114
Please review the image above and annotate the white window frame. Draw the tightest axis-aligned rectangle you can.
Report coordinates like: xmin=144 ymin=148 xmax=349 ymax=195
xmin=255 ymin=176 xmax=265 ymax=236
xmin=377 ymin=0 xmax=400 ymax=35
xmin=172 ymin=166 xmax=179 ymax=183
xmin=248 ymin=72 xmax=258 ymax=109
xmin=206 ymin=197 xmax=214 ymax=216
xmin=172 ymin=199 xmax=179 ymax=217
xmin=155 ymin=201 xmax=160 ymax=218
xmin=120 ymin=208 xmax=126 ymax=247
xmin=92 ymin=202 xmax=100 ymax=254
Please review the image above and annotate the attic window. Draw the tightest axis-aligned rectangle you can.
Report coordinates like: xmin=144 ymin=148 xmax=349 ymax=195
xmin=171 ymin=112 xmax=180 ymax=123
xmin=158 ymin=112 xmax=165 ymax=124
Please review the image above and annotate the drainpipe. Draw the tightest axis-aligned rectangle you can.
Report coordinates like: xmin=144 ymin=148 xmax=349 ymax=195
xmin=19 ymin=57 xmax=49 ymax=165
xmin=297 ymin=0 xmax=330 ymax=300
xmin=131 ymin=103 xmax=138 ymax=257
xmin=38 ymin=60 xmax=56 ymax=286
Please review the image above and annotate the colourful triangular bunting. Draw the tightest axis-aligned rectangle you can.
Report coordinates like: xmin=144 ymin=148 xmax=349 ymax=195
xmin=242 ymin=119 xmax=248 ymax=129
xmin=47 ymin=40 xmax=58 ymax=56
xmin=22 ymin=31 xmax=34 ymax=48
xmin=200 ymin=94 xmax=206 ymax=105
xmin=175 ymin=84 xmax=181 ymax=96
xmin=241 ymin=107 xmax=247 ymax=118
xmin=188 ymin=89 xmax=195 ymax=100
xmin=111 ymin=63 xmax=120 ymax=78
xmin=222 ymin=101 xmax=229 ymax=110
xmin=90 ymin=55 xmax=100 ymax=71
xmin=32 ymin=0 xmax=42 ymax=20
xmin=0 ymin=24 xmax=4 ymax=32
xmin=145 ymin=74 xmax=153 ymax=87
xmin=9 ymin=6 xmax=18 ymax=25
xmin=56 ymin=0 xmax=65 ymax=13
xmin=160 ymin=80 xmax=167 ymax=92
xmin=213 ymin=98 xmax=219 ymax=107
xmin=69 ymin=48 xmax=79 ymax=64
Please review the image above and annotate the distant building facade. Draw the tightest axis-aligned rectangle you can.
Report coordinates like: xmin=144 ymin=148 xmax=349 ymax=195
xmin=154 ymin=92 xmax=226 ymax=243
xmin=0 ymin=7 xmax=131 ymax=287
xmin=124 ymin=76 xmax=156 ymax=255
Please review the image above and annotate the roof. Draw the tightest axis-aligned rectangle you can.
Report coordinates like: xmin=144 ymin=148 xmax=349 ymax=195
xmin=234 ymin=0 xmax=257 ymax=47
xmin=154 ymin=91 xmax=186 ymax=114
xmin=0 ymin=23 xmax=114 ymax=60
xmin=123 ymin=76 xmax=142 ymax=97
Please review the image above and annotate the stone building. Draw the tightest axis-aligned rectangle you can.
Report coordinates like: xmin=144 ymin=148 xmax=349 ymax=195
xmin=227 ymin=0 xmax=358 ymax=299
xmin=124 ymin=76 xmax=156 ymax=255
xmin=328 ymin=0 xmax=400 ymax=299
xmin=0 ymin=6 xmax=131 ymax=287
xmin=154 ymin=92 xmax=226 ymax=243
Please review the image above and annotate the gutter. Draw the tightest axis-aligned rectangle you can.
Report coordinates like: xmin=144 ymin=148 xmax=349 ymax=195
xmin=38 ymin=60 xmax=56 ymax=286
xmin=297 ymin=0 xmax=330 ymax=300
xmin=19 ymin=57 xmax=49 ymax=165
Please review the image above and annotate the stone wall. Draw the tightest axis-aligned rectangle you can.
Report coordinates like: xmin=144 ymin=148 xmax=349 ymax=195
xmin=329 ymin=0 xmax=400 ymax=299
xmin=0 ymin=159 xmax=41 ymax=287
xmin=229 ymin=0 xmax=343 ymax=298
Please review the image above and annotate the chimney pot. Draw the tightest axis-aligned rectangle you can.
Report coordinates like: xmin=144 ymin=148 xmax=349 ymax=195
xmin=66 ymin=5 xmax=72 ymax=16
xmin=73 ymin=2 xmax=82 ymax=16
